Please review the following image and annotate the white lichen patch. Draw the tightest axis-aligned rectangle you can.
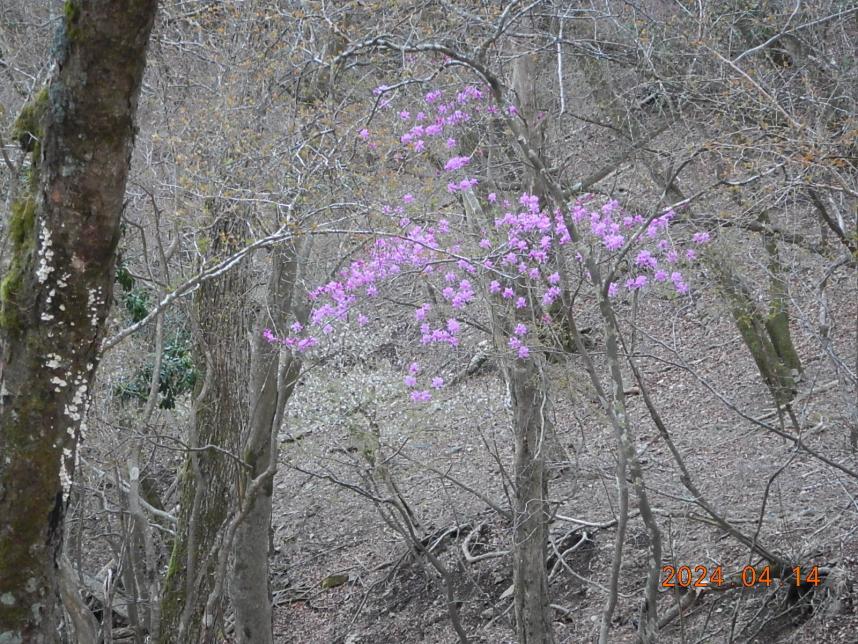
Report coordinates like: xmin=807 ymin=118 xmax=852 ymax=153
xmin=58 ymin=445 xmax=79 ymax=503
xmin=80 ymin=395 xmax=91 ymax=433
xmin=59 ymin=458 xmax=71 ymax=499
xmin=36 ymin=222 xmax=55 ymax=284
xmin=63 ymin=404 xmax=80 ymax=422
xmin=87 ymin=287 xmax=103 ymax=326
xmin=58 ymin=446 xmax=80 ymax=503
xmin=45 ymin=354 xmax=62 ymax=370
xmin=64 ymin=377 xmax=89 ymax=424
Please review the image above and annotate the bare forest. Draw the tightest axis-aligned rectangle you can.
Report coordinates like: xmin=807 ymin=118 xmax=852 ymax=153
xmin=1 ymin=1 xmax=857 ymax=643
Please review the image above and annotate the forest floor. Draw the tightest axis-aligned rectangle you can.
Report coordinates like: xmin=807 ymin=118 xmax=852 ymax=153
xmin=265 ymin=242 xmax=858 ymax=644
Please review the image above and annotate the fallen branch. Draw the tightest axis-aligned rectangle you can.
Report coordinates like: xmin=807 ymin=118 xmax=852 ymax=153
xmin=658 ymin=587 xmax=706 ymax=629
xmin=548 ymin=531 xmax=592 ymax=580
xmin=461 ymin=522 xmax=508 ymax=564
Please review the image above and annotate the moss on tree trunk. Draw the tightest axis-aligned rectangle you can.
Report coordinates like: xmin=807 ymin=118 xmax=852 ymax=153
xmin=766 ymin=310 xmax=802 ymax=374
xmin=731 ymin=296 xmax=797 ymax=407
xmin=712 ymin=250 xmax=798 ymax=408
xmin=0 ymin=1 xmax=158 ymax=640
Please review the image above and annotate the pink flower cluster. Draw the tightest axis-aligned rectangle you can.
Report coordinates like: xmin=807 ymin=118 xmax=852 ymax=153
xmin=262 ymin=328 xmax=318 ymax=353
xmin=265 ymin=80 xmax=715 ymax=404
xmin=565 ymin=197 xmax=708 ymax=296
xmin=403 ymin=361 xmax=444 ymax=402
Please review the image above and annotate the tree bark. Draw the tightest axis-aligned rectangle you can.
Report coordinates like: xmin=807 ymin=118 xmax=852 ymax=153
xmin=510 ymin=359 xmax=555 ymax=644
xmin=159 ymin=215 xmax=251 ymax=643
xmin=0 ymin=2 xmax=157 ymax=641
xmin=760 ymin=211 xmax=802 ymax=376
xmin=710 ymin=253 xmax=798 ymax=407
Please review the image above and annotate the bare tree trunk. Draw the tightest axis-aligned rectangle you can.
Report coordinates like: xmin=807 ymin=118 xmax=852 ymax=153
xmin=0 ymin=2 xmax=157 ymax=640
xmin=159 ymin=215 xmax=251 ymax=643
xmin=230 ymin=241 xmax=307 ymax=644
xmin=510 ymin=359 xmax=556 ymax=644
xmin=462 ymin=182 xmax=556 ymax=642
xmin=594 ymin=291 xmax=662 ymax=643
xmin=507 ymin=51 xmax=556 ymax=644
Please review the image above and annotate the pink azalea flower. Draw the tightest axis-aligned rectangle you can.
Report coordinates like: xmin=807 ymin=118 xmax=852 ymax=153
xmin=603 ymin=234 xmax=625 ymax=251
xmin=444 ymin=156 xmax=470 ymax=172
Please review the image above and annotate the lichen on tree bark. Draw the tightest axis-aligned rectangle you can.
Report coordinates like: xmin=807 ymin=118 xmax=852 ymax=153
xmin=0 ymin=1 xmax=158 ymax=641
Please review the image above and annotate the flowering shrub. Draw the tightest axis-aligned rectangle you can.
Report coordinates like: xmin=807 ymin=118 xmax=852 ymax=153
xmin=266 ymin=80 xmax=712 ymax=401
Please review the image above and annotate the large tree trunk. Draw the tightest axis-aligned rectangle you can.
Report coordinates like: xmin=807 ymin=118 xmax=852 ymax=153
xmin=0 ymin=2 xmax=158 ymax=641
xmin=229 ymin=241 xmax=306 ymax=644
xmin=159 ymin=215 xmax=252 ymax=643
